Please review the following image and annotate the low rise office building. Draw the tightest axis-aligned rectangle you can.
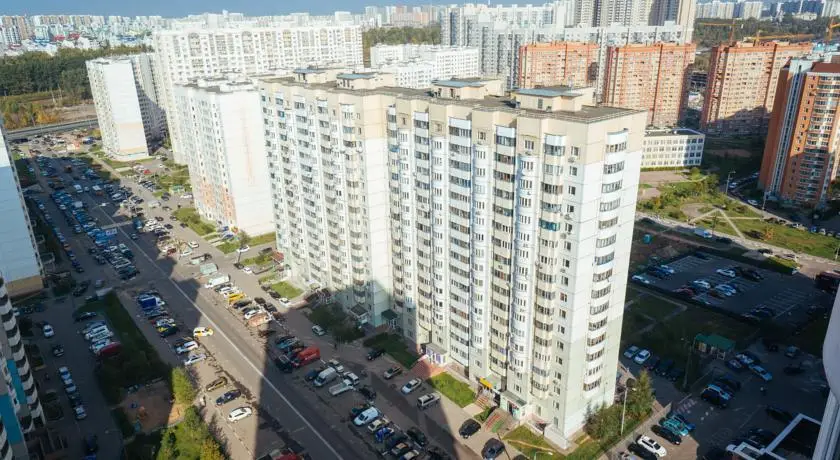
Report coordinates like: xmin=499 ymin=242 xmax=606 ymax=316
xmin=642 ymin=128 xmax=705 ymax=169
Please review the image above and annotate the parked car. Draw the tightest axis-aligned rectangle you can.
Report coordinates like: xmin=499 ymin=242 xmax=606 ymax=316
xmin=633 ymin=349 xmax=651 ymax=365
xmin=312 ymin=325 xmax=326 ymax=336
xmin=637 ymin=435 xmax=667 ymax=457
xmin=481 ymin=439 xmax=505 ymax=459
xmin=766 ymin=406 xmax=794 ymax=423
xmin=215 ymin=390 xmax=242 ymax=406
xmin=401 ymin=379 xmax=422 ymax=395
xmin=623 ymin=346 xmax=640 ymax=359
xmin=716 ymin=268 xmax=737 ymax=278
xmin=227 ymin=406 xmax=253 ymax=422
xmin=383 ymin=366 xmax=403 ymax=380
xmin=459 ymin=419 xmax=481 ymax=439
xmin=407 ymin=427 xmax=428 ymax=447
xmin=701 ymin=388 xmax=729 ymax=408
xmin=750 ymin=365 xmax=773 ymax=382
xmin=367 ymin=348 xmax=385 ymax=360
xmin=652 ymin=424 xmax=682 ymax=445
xmin=205 ymin=377 xmax=228 ymax=392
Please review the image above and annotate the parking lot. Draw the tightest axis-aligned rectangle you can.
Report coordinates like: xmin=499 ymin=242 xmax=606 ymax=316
xmin=634 ymin=252 xmax=831 ymax=326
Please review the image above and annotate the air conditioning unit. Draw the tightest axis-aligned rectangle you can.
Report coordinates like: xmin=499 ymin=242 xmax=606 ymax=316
xmin=568 ymin=156 xmax=577 ymax=163
xmin=559 ymin=268 xmax=566 ymax=273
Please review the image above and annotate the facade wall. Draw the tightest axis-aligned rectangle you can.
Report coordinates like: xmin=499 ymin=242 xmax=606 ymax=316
xmin=816 ymin=289 xmax=840 ymax=459
xmin=370 ymin=45 xmax=481 ymax=89
xmin=86 ymin=58 xmax=150 ymax=160
xmin=260 ymin=74 xmax=647 ymax=447
xmin=0 ymin=123 xmax=42 ymax=297
xmin=152 ymin=25 xmax=364 ymax=163
xmin=602 ymin=43 xmax=696 ymax=127
xmin=759 ymin=60 xmax=840 ymax=207
xmin=517 ymin=42 xmax=599 ymax=89
xmin=642 ymin=128 xmax=705 ymax=168
xmin=174 ymin=79 xmax=273 ymax=234
xmin=701 ymin=41 xmax=812 ymax=136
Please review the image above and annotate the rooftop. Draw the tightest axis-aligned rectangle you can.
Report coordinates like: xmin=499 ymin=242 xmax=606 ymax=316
xmin=259 ymin=77 xmax=641 ymax=123
xmin=432 ymin=79 xmax=487 ymax=88
xmin=516 ymin=87 xmax=583 ymax=98
xmin=645 ymin=127 xmax=704 ymax=137
xmin=337 ymin=73 xmax=377 ymax=80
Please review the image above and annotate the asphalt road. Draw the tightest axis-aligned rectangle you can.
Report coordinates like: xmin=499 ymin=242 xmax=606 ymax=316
xmin=7 ymin=119 xmax=98 ymax=141
xmin=32 ymin=155 xmax=368 ymax=460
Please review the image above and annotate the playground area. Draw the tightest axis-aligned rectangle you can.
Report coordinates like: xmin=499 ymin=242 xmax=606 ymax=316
xmin=119 ymin=381 xmax=184 ymax=433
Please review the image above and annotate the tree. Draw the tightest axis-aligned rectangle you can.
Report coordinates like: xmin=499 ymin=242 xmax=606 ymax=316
xmin=626 ymin=370 xmax=654 ymax=420
xmin=171 ymin=368 xmax=196 ymax=406
xmin=761 ymin=226 xmax=775 ymax=241
xmin=236 ymin=231 xmax=252 ymax=263
xmin=200 ymin=439 xmax=226 ymax=460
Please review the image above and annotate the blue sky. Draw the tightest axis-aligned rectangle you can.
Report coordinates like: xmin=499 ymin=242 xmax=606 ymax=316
xmin=6 ymin=0 xmax=437 ymax=17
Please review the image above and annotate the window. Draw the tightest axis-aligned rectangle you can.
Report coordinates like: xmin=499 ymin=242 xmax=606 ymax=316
xmin=524 ymin=140 xmax=535 ymax=151
xmin=604 ymin=161 xmax=625 ymax=174
xmin=600 ymin=198 xmax=620 ymax=212
xmin=591 ymin=286 xmax=611 ymax=299
xmin=594 ymin=252 xmax=615 ymax=265
xmin=598 ymin=217 xmax=618 ymax=229
xmin=596 ymin=235 xmax=616 ymax=248
xmin=569 ymin=166 xmax=578 ymax=176
xmin=545 ymin=144 xmax=565 ymax=156
xmin=567 ymin=185 xmax=576 ymax=195
xmin=602 ymin=181 xmax=622 ymax=193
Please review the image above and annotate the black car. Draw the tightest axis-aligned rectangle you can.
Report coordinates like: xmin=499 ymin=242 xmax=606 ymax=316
xmin=407 ymin=427 xmax=427 ymax=447
xmin=628 ymin=443 xmax=658 ymax=460
xmin=304 ymin=368 xmax=323 ymax=382
xmin=666 ymin=367 xmax=684 ymax=382
xmin=715 ymin=375 xmax=741 ymax=392
xmin=215 ymin=389 xmax=242 ymax=406
xmin=655 ymin=359 xmax=674 ymax=376
xmin=481 ymin=438 xmax=505 ymax=459
xmin=233 ymin=263 xmax=244 ymax=269
xmin=254 ymin=297 xmax=267 ymax=306
xmin=652 ymin=424 xmax=682 ymax=445
xmin=762 ymin=337 xmax=780 ymax=352
xmin=701 ymin=389 xmax=728 ymax=408
xmin=766 ymin=406 xmax=794 ymax=423
xmin=358 ymin=386 xmax=376 ymax=401
xmin=269 ymin=291 xmax=281 ymax=300
xmin=458 ymin=419 xmax=481 ymax=439
xmin=84 ymin=435 xmax=98 ymax=454
xmin=694 ymin=251 xmax=711 ymax=260
xmin=73 ymin=311 xmax=97 ymax=322
xmin=52 ymin=344 xmax=65 ymax=357
xmin=784 ymin=364 xmax=805 ymax=375
xmin=367 ymin=348 xmax=385 ymax=360
xmin=644 ymin=356 xmax=660 ymax=371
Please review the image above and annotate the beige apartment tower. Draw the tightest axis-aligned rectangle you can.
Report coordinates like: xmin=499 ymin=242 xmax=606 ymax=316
xmin=517 ymin=42 xmax=599 ymax=89
xmin=602 ymin=42 xmax=696 ymax=127
xmin=259 ymin=72 xmax=647 ymax=447
xmin=701 ymin=41 xmax=812 ymax=136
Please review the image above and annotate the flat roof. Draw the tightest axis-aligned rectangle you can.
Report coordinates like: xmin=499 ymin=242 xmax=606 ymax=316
xmin=294 ymin=68 xmax=325 ymax=74
xmin=433 ymin=79 xmax=486 ymax=88
xmin=338 ymin=73 xmax=376 ymax=80
xmin=517 ymin=87 xmax=581 ymax=98
xmin=259 ymin=77 xmax=641 ymax=124
xmin=645 ymin=127 xmax=704 ymax=137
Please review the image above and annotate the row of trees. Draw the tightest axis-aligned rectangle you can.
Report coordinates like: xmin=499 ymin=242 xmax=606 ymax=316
xmin=695 ymin=16 xmax=834 ymax=48
xmin=362 ymin=25 xmax=441 ymax=65
xmin=0 ymin=45 xmax=146 ymax=98
xmin=585 ymin=371 xmax=656 ymax=446
xmin=0 ymin=99 xmax=59 ymax=129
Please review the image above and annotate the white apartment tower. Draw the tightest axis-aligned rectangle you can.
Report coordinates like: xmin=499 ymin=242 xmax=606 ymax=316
xmin=152 ymin=25 xmax=363 ymax=163
xmin=0 ymin=122 xmax=43 ymax=297
xmin=173 ymin=78 xmax=273 ymax=235
xmin=259 ymin=72 xmax=647 ymax=447
xmin=86 ymin=55 xmax=164 ymax=160
xmin=370 ymin=45 xmax=481 ymax=89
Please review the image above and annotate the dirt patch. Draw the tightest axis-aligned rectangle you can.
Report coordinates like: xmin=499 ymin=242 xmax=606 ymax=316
xmin=640 ymin=170 xmax=689 ymax=185
xmin=707 ymin=148 xmax=752 ymax=158
xmin=120 ymin=381 xmax=184 ymax=433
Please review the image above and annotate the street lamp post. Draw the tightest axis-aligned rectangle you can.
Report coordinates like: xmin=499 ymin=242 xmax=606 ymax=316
xmin=682 ymin=336 xmax=698 ymax=390
xmin=620 ymin=385 xmax=629 ymax=436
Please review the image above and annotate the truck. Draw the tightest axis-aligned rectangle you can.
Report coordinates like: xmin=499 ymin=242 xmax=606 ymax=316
xmin=199 ymin=262 xmax=218 ymax=274
xmin=246 ymin=312 xmax=271 ymax=328
xmin=137 ymin=295 xmax=165 ymax=309
xmin=292 ymin=347 xmax=321 ymax=368
xmin=204 ymin=274 xmax=230 ymax=289
xmin=313 ymin=367 xmax=338 ymax=388
xmin=329 ymin=379 xmax=354 ymax=396
xmin=694 ymin=227 xmax=712 ymax=239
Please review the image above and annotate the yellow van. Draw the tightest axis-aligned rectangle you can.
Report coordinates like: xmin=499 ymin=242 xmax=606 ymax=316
xmin=227 ymin=293 xmax=245 ymax=303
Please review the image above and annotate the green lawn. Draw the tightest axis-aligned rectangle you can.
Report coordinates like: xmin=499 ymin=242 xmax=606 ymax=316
xmin=504 ymin=425 xmax=559 ymax=458
xmin=621 ymin=311 xmax=652 ymax=344
xmin=172 ymin=207 xmax=216 ymax=236
xmin=723 ymin=203 xmax=761 ymax=219
xmin=363 ymin=333 xmax=419 ymax=367
xmin=77 ymin=293 xmax=168 ymax=404
xmin=730 ymin=218 xmax=840 ymax=259
xmin=426 ymin=373 xmax=475 ymax=408
xmin=216 ymin=241 xmax=240 ymax=254
xmin=271 ymin=281 xmax=302 ymax=299
xmin=240 ymin=253 xmax=273 ymax=266
xmin=250 ymin=232 xmax=275 ymax=246
xmin=629 ymin=294 xmax=678 ymax=320
xmin=635 ymin=306 xmax=757 ymax=362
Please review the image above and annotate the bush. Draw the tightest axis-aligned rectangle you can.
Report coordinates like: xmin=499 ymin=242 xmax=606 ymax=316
xmin=156 ymin=406 xmax=224 ymax=460
xmin=171 ymin=368 xmax=196 ymax=406
xmin=172 ymin=207 xmax=215 ymax=236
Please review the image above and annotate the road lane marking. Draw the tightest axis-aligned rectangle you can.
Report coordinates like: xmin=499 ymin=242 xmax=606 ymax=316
xmin=96 ymin=208 xmax=345 ymax=460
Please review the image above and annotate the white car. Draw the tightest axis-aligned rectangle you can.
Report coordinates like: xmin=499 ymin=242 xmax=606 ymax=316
xmin=747 ymin=199 xmax=759 ymax=206
xmin=631 ymin=275 xmax=651 ymax=285
xmin=716 ymin=268 xmax=737 ymax=278
xmin=623 ymin=346 xmax=640 ymax=359
xmin=312 ymin=325 xmax=326 ymax=336
xmin=750 ymin=365 xmax=773 ymax=382
xmin=183 ymin=353 xmax=207 ymax=366
xmin=180 ymin=248 xmax=193 ymax=256
xmin=42 ymin=324 xmax=55 ymax=338
xmin=692 ymin=279 xmax=711 ymax=290
xmin=633 ymin=349 xmax=651 ymax=365
xmin=74 ymin=405 xmax=87 ymax=420
xmin=181 ymin=193 xmax=193 ymax=199
xmin=236 ymin=245 xmax=250 ymax=253
xmin=243 ymin=267 xmax=253 ymax=275
xmin=352 ymin=407 xmax=380 ymax=426
xmin=175 ymin=341 xmax=199 ymax=354
xmin=280 ymin=297 xmax=291 ymax=308
xmin=714 ymin=285 xmax=735 ymax=297
xmin=188 ymin=241 xmax=199 ymax=248
xmin=193 ymin=327 xmax=214 ymax=337
xmin=401 ymin=378 xmax=422 ymax=395
xmin=735 ymin=353 xmax=755 ymax=366
xmin=58 ymin=366 xmax=71 ymax=382
xmin=657 ymin=265 xmax=675 ymax=275
xmin=227 ymin=406 xmax=253 ymax=422
xmin=243 ymin=309 xmax=262 ymax=321
xmin=637 ymin=435 xmax=667 ymax=457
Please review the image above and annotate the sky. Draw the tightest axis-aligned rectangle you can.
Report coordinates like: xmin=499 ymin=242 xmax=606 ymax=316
xmin=4 ymin=0 xmax=439 ymax=17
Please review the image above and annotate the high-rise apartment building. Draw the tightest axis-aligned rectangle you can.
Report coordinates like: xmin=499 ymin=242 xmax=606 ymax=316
xmin=0 ymin=271 xmax=46 ymax=458
xmin=517 ymin=42 xmax=599 ymax=89
xmin=602 ymin=42 xmax=696 ymax=127
xmin=701 ymin=41 xmax=812 ymax=136
xmin=0 ymin=122 xmax=43 ymax=297
xmin=759 ymin=59 xmax=840 ymax=207
xmin=152 ymin=24 xmax=363 ymax=163
xmin=816 ymin=288 xmax=840 ymax=459
xmin=86 ymin=54 xmax=165 ymax=161
xmin=173 ymin=77 xmax=273 ymax=235
xmin=369 ymin=45 xmax=481 ymax=89
xmin=259 ymin=70 xmax=647 ymax=448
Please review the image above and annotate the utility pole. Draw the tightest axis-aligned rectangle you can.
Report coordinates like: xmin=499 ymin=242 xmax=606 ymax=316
xmin=725 ymin=170 xmax=736 ymax=196
xmin=620 ymin=386 xmax=628 ymax=435
xmin=762 ymin=190 xmax=769 ymax=211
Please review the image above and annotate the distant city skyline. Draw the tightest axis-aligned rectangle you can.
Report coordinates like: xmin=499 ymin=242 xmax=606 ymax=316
xmin=3 ymin=0 xmax=437 ymax=17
